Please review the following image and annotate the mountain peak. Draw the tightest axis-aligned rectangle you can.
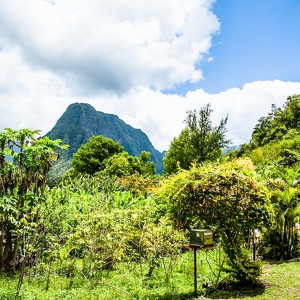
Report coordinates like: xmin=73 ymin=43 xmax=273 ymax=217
xmin=45 ymin=102 xmax=164 ymax=173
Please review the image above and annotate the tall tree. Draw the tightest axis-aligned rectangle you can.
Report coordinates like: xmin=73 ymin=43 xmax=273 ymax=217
xmin=163 ymin=128 xmax=195 ymax=174
xmin=139 ymin=151 xmax=156 ymax=176
xmin=163 ymin=103 xmax=230 ymax=174
xmin=0 ymin=128 xmax=66 ymax=271
xmin=72 ymin=135 xmax=124 ymax=175
xmin=72 ymin=136 xmax=156 ymax=177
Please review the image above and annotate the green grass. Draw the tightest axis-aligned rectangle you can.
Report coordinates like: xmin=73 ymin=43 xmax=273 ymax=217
xmin=206 ymin=260 xmax=300 ymax=300
xmin=0 ymin=258 xmax=299 ymax=299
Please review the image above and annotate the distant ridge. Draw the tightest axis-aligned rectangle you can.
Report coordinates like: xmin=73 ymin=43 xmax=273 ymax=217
xmin=45 ymin=102 xmax=164 ymax=174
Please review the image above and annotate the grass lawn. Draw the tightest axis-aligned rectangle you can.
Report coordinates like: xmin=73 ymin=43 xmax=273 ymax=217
xmin=207 ymin=260 xmax=300 ymax=300
xmin=0 ymin=259 xmax=299 ymax=299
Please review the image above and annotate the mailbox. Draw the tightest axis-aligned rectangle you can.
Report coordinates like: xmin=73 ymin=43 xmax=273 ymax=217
xmin=190 ymin=229 xmax=213 ymax=247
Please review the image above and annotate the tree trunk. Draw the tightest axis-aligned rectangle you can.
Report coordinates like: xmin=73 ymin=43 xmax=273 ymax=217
xmin=8 ymin=238 xmax=19 ymax=271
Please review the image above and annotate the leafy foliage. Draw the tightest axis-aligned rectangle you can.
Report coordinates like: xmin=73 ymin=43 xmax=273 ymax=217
xmin=163 ymin=103 xmax=230 ymax=174
xmin=226 ymin=94 xmax=300 ymax=260
xmin=259 ymin=164 xmax=300 ymax=259
xmin=99 ymin=151 xmax=156 ymax=177
xmin=158 ymin=162 xmax=273 ymax=285
xmin=117 ymin=173 xmax=157 ymax=197
xmin=163 ymin=128 xmax=195 ymax=173
xmin=233 ymin=94 xmax=300 ymax=168
xmin=71 ymin=135 xmax=156 ymax=178
xmin=35 ymin=175 xmax=187 ymax=292
xmin=0 ymin=128 xmax=66 ymax=271
xmin=72 ymin=135 xmax=124 ymax=175
xmin=251 ymin=95 xmax=300 ymax=147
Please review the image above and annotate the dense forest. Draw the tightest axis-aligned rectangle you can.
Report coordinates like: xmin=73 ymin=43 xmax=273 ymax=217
xmin=0 ymin=94 xmax=299 ymax=299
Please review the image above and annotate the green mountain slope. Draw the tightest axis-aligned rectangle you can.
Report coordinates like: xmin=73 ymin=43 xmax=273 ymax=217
xmin=45 ymin=103 xmax=164 ymax=178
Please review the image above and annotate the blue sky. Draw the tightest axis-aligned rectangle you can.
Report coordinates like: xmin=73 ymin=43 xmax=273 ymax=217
xmin=0 ymin=0 xmax=300 ymax=151
xmin=176 ymin=0 xmax=300 ymax=94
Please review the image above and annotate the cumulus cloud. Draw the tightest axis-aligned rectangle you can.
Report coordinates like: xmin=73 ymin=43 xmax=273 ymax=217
xmin=0 ymin=49 xmax=299 ymax=152
xmin=1 ymin=1 xmax=300 ymax=153
xmin=0 ymin=0 xmax=219 ymax=95
xmin=89 ymin=80 xmax=300 ymax=151
xmin=184 ymin=80 xmax=300 ymax=146
xmin=0 ymin=48 xmax=71 ymax=134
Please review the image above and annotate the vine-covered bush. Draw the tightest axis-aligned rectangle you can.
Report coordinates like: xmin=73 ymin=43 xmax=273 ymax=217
xmin=117 ymin=173 xmax=157 ymax=197
xmin=157 ymin=162 xmax=274 ymax=285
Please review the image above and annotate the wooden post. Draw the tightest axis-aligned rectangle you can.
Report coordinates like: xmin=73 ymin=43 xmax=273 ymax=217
xmin=193 ymin=246 xmax=197 ymax=297
xmin=188 ymin=240 xmax=214 ymax=297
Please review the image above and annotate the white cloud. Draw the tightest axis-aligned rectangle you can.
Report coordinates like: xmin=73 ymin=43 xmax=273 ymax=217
xmin=187 ymin=81 xmax=300 ymax=145
xmin=0 ymin=48 xmax=71 ymax=134
xmin=1 ymin=1 xmax=300 ymax=154
xmin=84 ymin=80 xmax=300 ymax=151
xmin=1 ymin=48 xmax=299 ymax=152
xmin=0 ymin=0 xmax=219 ymax=94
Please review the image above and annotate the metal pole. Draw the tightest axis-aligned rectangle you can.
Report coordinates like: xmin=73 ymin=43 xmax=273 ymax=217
xmin=194 ymin=247 xmax=197 ymax=297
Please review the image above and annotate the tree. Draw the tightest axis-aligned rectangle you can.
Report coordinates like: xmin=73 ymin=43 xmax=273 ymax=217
xmin=250 ymin=95 xmax=300 ymax=148
xmin=158 ymin=162 xmax=273 ymax=285
xmin=72 ymin=136 xmax=156 ymax=177
xmin=276 ymin=94 xmax=300 ymax=131
xmin=98 ymin=152 xmax=141 ymax=177
xmin=231 ymin=95 xmax=300 ymax=168
xmin=261 ymin=163 xmax=300 ymax=259
xmin=163 ymin=129 xmax=195 ymax=174
xmin=72 ymin=135 xmax=124 ymax=175
xmin=163 ymin=103 xmax=230 ymax=174
xmin=139 ymin=151 xmax=156 ymax=176
xmin=0 ymin=128 xmax=66 ymax=271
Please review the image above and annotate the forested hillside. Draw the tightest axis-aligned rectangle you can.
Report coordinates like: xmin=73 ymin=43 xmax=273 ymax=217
xmin=231 ymin=94 xmax=300 ymax=167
